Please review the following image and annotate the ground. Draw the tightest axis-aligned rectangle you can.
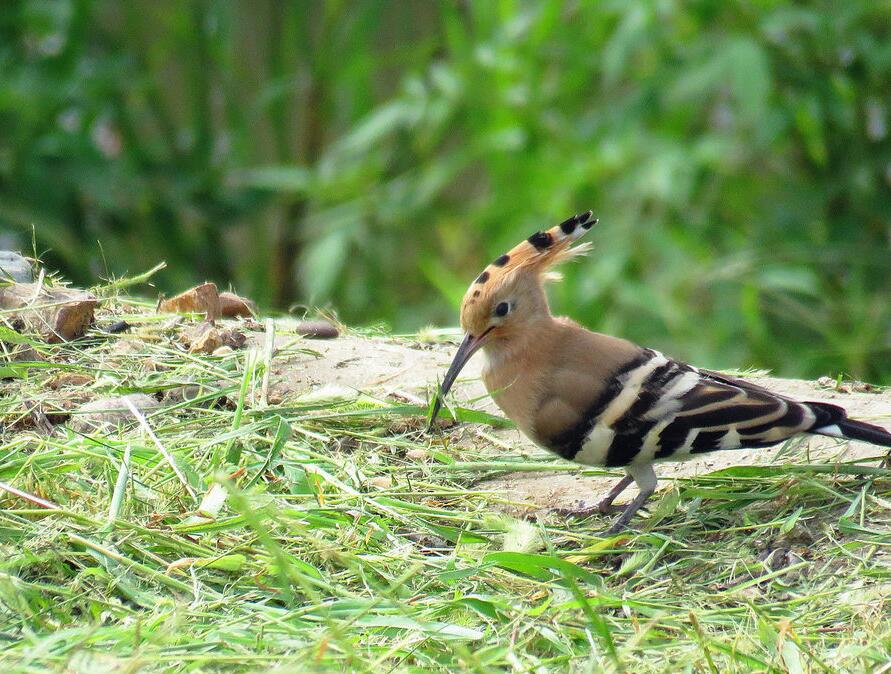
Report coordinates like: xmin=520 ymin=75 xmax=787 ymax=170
xmin=267 ymin=332 xmax=891 ymax=515
xmin=1 ymin=302 xmax=890 ymax=673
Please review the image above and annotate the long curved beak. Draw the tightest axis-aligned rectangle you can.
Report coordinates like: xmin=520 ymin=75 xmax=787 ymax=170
xmin=428 ymin=331 xmax=488 ymax=429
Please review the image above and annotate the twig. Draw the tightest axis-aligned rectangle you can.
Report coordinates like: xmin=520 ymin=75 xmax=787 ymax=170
xmin=24 ymin=399 xmax=55 ymax=435
xmin=0 ymin=480 xmax=61 ymax=510
xmin=260 ymin=317 xmax=275 ymax=407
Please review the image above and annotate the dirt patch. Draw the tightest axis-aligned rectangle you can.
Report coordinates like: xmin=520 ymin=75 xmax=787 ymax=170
xmin=256 ymin=333 xmax=456 ymax=402
xmin=249 ymin=330 xmax=891 ymax=513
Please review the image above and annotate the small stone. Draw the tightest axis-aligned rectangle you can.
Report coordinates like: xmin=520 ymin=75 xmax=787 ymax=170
xmin=9 ymin=345 xmax=41 ymax=362
xmin=180 ymin=322 xmax=245 ymax=355
xmin=161 ymin=382 xmax=229 ymax=408
xmin=368 ymin=476 xmax=393 ymax=489
xmin=70 ymin=393 xmax=160 ymax=432
xmin=278 ymin=318 xmax=339 ymax=339
xmin=104 ymin=320 xmax=132 ymax=334
xmin=219 ymin=291 xmax=256 ymax=318
xmin=159 ymin=284 xmax=256 ymax=321
xmin=212 ymin=345 xmax=233 ymax=356
xmin=182 ymin=322 xmax=222 ymax=354
xmin=159 ymin=283 xmax=222 ymax=320
xmin=406 ymin=448 xmax=428 ymax=461
xmin=161 ymin=385 xmax=203 ymax=404
xmin=0 ymin=283 xmax=96 ymax=342
xmin=47 ymin=373 xmax=93 ymax=389
xmin=219 ymin=328 xmax=246 ymax=350
xmin=110 ymin=339 xmax=146 ymax=356
xmin=851 ymin=381 xmax=875 ymax=393
xmin=296 ymin=320 xmax=339 ymax=339
xmin=143 ymin=358 xmax=172 ymax=372
xmin=0 ymin=251 xmax=33 ymax=283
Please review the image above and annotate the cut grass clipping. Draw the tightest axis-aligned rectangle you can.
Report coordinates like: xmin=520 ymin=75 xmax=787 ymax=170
xmin=1 ymin=284 xmax=890 ymax=672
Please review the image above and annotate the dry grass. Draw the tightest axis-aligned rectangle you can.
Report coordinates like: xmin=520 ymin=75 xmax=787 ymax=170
xmin=1 ymin=284 xmax=890 ymax=673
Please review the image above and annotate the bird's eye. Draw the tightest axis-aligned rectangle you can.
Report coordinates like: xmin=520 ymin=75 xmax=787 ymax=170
xmin=494 ymin=302 xmax=510 ymax=318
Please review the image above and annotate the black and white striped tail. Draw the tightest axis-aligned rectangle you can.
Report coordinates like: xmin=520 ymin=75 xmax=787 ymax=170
xmin=547 ymin=348 xmax=891 ymax=468
xmin=811 ymin=407 xmax=891 ymax=447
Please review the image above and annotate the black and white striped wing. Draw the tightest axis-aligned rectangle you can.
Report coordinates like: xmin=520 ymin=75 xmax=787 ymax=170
xmin=553 ymin=350 xmax=834 ymax=468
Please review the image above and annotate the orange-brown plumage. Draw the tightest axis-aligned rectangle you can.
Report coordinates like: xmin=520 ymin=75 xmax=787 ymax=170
xmin=431 ymin=210 xmax=891 ymax=534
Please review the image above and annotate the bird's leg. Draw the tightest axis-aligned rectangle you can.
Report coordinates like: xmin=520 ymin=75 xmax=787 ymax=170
xmin=596 ymin=473 xmax=634 ymax=514
xmin=604 ymin=464 xmax=657 ymax=535
xmin=553 ymin=473 xmax=634 ymax=518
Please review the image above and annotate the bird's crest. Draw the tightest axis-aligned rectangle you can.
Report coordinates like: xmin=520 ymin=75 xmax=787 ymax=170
xmin=461 ymin=210 xmax=598 ymax=307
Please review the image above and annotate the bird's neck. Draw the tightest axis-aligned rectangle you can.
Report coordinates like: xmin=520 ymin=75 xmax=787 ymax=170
xmin=480 ymin=309 xmax=562 ymax=439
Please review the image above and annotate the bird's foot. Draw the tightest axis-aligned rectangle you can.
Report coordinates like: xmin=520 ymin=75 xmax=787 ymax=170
xmin=601 ymin=487 xmax=656 ymax=536
xmin=603 ymin=518 xmax=633 ymax=536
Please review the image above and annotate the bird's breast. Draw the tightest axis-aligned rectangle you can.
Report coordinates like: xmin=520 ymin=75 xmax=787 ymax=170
xmin=480 ymin=352 xmax=542 ymax=440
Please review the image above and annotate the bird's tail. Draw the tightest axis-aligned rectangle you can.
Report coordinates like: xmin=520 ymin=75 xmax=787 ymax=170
xmin=806 ymin=401 xmax=891 ymax=448
xmin=830 ymin=418 xmax=891 ymax=448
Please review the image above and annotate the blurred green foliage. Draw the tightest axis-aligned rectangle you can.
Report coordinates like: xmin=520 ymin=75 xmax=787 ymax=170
xmin=1 ymin=0 xmax=891 ymax=381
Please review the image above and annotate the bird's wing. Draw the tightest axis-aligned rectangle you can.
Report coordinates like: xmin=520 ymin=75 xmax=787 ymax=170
xmin=645 ymin=366 xmax=816 ymax=459
xmin=549 ymin=350 xmax=828 ymax=467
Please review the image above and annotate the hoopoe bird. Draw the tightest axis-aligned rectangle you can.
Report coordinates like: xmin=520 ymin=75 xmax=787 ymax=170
xmin=431 ymin=211 xmax=891 ymax=534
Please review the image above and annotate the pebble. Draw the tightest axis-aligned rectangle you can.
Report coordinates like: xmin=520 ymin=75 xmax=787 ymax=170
xmin=368 ymin=476 xmax=393 ymax=489
xmin=47 ymin=373 xmax=94 ymax=389
xmin=70 ymin=393 xmax=160 ymax=432
xmin=0 ymin=251 xmax=33 ymax=283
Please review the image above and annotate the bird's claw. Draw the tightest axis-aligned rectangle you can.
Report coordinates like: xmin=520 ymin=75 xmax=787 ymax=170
xmin=603 ymin=520 xmax=631 ymax=536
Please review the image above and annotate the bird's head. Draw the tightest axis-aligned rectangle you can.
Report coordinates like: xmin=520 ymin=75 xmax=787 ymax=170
xmin=430 ymin=210 xmax=598 ymax=422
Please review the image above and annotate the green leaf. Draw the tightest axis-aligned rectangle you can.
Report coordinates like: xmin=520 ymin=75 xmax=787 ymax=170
xmin=355 ymin=615 xmax=484 ymax=640
xmin=301 ymin=228 xmax=351 ymax=300
xmin=234 ymin=165 xmax=312 ymax=192
xmin=0 ymin=325 xmax=39 ymax=346
xmin=0 ymin=364 xmax=28 ymax=379
xmin=727 ymin=38 xmax=771 ymax=123
xmin=199 ymin=554 xmax=247 ymax=572
xmin=779 ymin=506 xmax=804 ymax=534
xmin=482 ymin=552 xmax=601 ymax=586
